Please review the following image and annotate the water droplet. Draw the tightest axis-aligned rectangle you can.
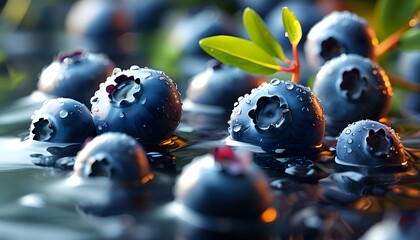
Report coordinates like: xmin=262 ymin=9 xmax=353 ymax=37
xmin=285 ymin=82 xmax=294 ymax=90
xmin=92 ymin=107 xmax=99 ymax=113
xmin=140 ymin=97 xmax=147 ymax=104
xmin=130 ymin=65 xmax=140 ymax=70
xmin=301 ymin=107 xmax=309 ymax=112
xmin=235 ymin=108 xmax=242 ymax=115
xmin=233 ymin=124 xmax=242 ymax=132
xmin=245 ymin=99 xmax=251 ymax=104
xmin=285 ymin=32 xmax=289 ymax=38
xmin=345 ymin=129 xmax=351 ymax=135
xmin=347 ymin=139 xmax=353 ymax=144
xmin=112 ymin=68 xmax=121 ymax=75
xmin=59 ymin=110 xmax=68 ymax=118
xmin=98 ymin=126 xmax=103 ymax=131
xmin=119 ymin=112 xmax=125 ymax=118
xmin=347 ymin=148 xmax=353 ymax=153
xmin=270 ymin=79 xmax=281 ymax=85
xmin=238 ymin=96 xmax=244 ymax=102
xmin=275 ymin=149 xmax=285 ymax=154
xmin=234 ymin=102 xmax=239 ymax=107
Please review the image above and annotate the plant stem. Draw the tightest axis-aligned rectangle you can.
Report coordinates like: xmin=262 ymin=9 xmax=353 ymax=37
xmin=375 ymin=25 xmax=409 ymax=57
xmin=291 ymin=44 xmax=300 ymax=83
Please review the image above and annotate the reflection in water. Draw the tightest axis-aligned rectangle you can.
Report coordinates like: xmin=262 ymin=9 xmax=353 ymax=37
xmin=0 ymin=111 xmax=418 ymax=239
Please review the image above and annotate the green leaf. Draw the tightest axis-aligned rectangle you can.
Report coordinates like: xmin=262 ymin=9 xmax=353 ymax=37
xmin=243 ymin=7 xmax=288 ymax=62
xmin=375 ymin=0 xmax=418 ymax=39
xmin=399 ymin=28 xmax=420 ymax=51
xmin=0 ymin=52 xmax=6 ymax=64
xmin=281 ymin=7 xmax=302 ymax=46
xmin=199 ymin=35 xmax=280 ymax=75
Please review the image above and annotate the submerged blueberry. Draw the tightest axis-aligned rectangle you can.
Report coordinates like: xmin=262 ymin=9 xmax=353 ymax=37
xmin=335 ymin=120 xmax=407 ymax=169
xmin=73 ymin=132 xmax=153 ymax=184
xmin=304 ymin=11 xmax=377 ymax=72
xmin=313 ymin=54 xmax=392 ymax=136
xmin=175 ymin=146 xmax=276 ymax=229
xmin=30 ymin=98 xmax=96 ymax=143
xmin=184 ymin=61 xmax=266 ymax=120
xmin=37 ymin=50 xmax=115 ymax=107
xmin=229 ymin=80 xmax=325 ymax=153
xmin=91 ymin=66 xmax=182 ymax=144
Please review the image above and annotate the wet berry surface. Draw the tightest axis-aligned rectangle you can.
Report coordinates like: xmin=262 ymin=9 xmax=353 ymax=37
xmin=0 ymin=1 xmax=419 ymax=239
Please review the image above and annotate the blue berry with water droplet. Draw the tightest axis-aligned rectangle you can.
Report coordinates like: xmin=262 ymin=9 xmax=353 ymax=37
xmin=175 ymin=146 xmax=274 ymax=222
xmin=335 ymin=120 xmax=407 ymax=170
xmin=30 ymin=98 xmax=96 ymax=143
xmin=304 ymin=11 xmax=377 ymax=72
xmin=37 ymin=50 xmax=115 ymax=108
xmin=184 ymin=60 xmax=265 ymax=118
xmin=73 ymin=132 xmax=152 ymax=184
xmin=313 ymin=54 xmax=392 ymax=136
xmin=229 ymin=79 xmax=325 ymax=153
xmin=91 ymin=66 xmax=182 ymax=144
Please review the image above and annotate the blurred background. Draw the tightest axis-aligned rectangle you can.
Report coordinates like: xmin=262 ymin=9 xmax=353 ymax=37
xmin=0 ymin=0 xmax=416 ymax=115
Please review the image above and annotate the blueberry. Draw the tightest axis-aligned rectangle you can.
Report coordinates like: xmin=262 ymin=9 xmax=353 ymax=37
xmin=73 ymin=132 xmax=153 ymax=184
xmin=304 ymin=11 xmax=377 ymax=72
xmin=335 ymin=120 xmax=407 ymax=170
xmin=91 ymin=66 xmax=182 ymax=144
xmin=65 ymin=0 xmax=131 ymax=61
xmin=122 ymin=0 xmax=168 ymax=32
xmin=175 ymin=146 xmax=276 ymax=225
xmin=30 ymin=98 xmax=96 ymax=143
xmin=183 ymin=60 xmax=266 ymax=121
xmin=155 ymin=6 xmax=235 ymax=80
xmin=37 ymin=50 xmax=115 ymax=108
xmin=168 ymin=7 xmax=234 ymax=58
xmin=313 ymin=54 xmax=392 ymax=136
xmin=229 ymin=80 xmax=325 ymax=153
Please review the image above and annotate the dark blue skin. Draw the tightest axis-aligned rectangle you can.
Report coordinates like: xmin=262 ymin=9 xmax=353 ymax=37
xmin=175 ymin=146 xmax=273 ymax=221
xmin=335 ymin=120 xmax=407 ymax=169
xmin=30 ymin=98 xmax=96 ymax=143
xmin=304 ymin=11 xmax=377 ymax=72
xmin=184 ymin=60 xmax=266 ymax=117
xmin=73 ymin=132 xmax=152 ymax=184
xmin=91 ymin=66 xmax=182 ymax=145
xmin=313 ymin=54 xmax=392 ymax=136
xmin=229 ymin=79 xmax=325 ymax=153
xmin=37 ymin=50 xmax=115 ymax=108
